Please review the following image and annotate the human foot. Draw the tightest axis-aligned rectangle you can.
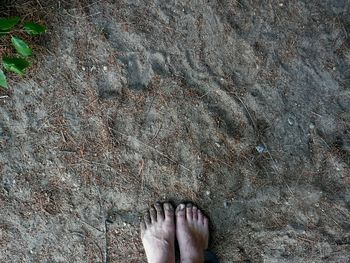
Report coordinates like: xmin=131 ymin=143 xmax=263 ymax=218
xmin=176 ymin=203 xmax=209 ymax=263
xmin=141 ymin=203 xmax=175 ymax=263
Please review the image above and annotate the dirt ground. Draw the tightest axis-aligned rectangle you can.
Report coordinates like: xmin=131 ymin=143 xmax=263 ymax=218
xmin=0 ymin=0 xmax=349 ymax=262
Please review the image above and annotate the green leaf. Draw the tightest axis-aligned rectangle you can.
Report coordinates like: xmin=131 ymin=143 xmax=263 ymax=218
xmin=11 ymin=36 xmax=32 ymax=57
xmin=24 ymin=22 xmax=46 ymax=35
xmin=0 ymin=17 xmax=20 ymax=31
xmin=0 ymin=69 xmax=8 ymax=89
xmin=2 ymin=57 xmax=30 ymax=75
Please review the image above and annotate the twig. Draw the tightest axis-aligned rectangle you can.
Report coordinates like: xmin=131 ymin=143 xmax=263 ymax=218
xmin=266 ymin=150 xmax=280 ymax=174
xmin=232 ymin=93 xmax=257 ymax=132
xmin=77 ymin=157 xmax=114 ymax=170
xmin=36 ymin=0 xmax=43 ymax=9
xmin=320 ymin=208 xmax=341 ymax=228
xmin=297 ymin=236 xmax=315 ymax=243
xmin=78 ymin=218 xmax=104 ymax=233
xmin=149 ymin=123 xmax=162 ymax=142
xmin=139 ymin=159 xmax=145 ymax=191
xmin=318 ymin=136 xmax=331 ymax=150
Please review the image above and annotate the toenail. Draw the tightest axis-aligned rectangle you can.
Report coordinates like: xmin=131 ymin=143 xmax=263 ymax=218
xmin=178 ymin=204 xmax=185 ymax=210
xmin=164 ymin=203 xmax=172 ymax=210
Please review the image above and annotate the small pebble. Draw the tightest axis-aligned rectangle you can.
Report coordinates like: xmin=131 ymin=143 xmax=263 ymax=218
xmin=103 ymin=66 xmax=108 ymax=71
xmin=287 ymin=117 xmax=294 ymax=126
xmin=256 ymin=143 xmax=267 ymax=153
xmin=205 ymin=190 xmax=210 ymax=196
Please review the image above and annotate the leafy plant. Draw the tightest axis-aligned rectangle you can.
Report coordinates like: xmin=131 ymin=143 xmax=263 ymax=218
xmin=0 ymin=16 xmax=46 ymax=89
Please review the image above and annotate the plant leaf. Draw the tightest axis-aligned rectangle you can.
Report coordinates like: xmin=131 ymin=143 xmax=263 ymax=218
xmin=2 ymin=57 xmax=30 ymax=75
xmin=24 ymin=22 xmax=46 ymax=35
xmin=0 ymin=17 xmax=20 ymax=31
xmin=11 ymin=36 xmax=32 ymax=57
xmin=0 ymin=69 xmax=8 ymax=89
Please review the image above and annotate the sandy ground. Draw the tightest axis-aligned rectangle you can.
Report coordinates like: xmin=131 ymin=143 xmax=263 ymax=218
xmin=0 ymin=0 xmax=350 ymax=262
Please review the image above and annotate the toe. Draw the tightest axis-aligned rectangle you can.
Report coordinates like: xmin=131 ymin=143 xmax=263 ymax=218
xmin=163 ymin=203 xmax=174 ymax=221
xmin=186 ymin=203 xmax=193 ymax=220
xmin=150 ymin=207 xmax=157 ymax=223
xmin=154 ymin=203 xmax=164 ymax=221
xmin=203 ymin=216 xmax=209 ymax=249
xmin=192 ymin=206 xmax=198 ymax=220
xmin=140 ymin=220 xmax=146 ymax=237
xmin=198 ymin=209 xmax=204 ymax=224
xmin=203 ymin=216 xmax=209 ymax=228
xmin=144 ymin=211 xmax=151 ymax=227
xmin=175 ymin=203 xmax=186 ymax=221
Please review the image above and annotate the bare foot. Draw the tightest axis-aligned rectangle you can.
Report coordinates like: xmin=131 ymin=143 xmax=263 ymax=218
xmin=141 ymin=203 xmax=175 ymax=263
xmin=176 ymin=203 xmax=209 ymax=263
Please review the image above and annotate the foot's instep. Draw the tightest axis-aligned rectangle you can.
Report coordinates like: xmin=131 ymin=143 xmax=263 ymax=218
xmin=141 ymin=203 xmax=176 ymax=263
xmin=176 ymin=203 xmax=209 ymax=263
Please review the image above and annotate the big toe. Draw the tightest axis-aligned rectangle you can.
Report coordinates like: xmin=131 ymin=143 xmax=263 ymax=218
xmin=176 ymin=203 xmax=186 ymax=221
